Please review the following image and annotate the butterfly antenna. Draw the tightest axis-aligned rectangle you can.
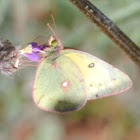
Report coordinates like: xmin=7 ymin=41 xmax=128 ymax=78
xmin=50 ymin=12 xmax=57 ymax=33
xmin=47 ymin=23 xmax=63 ymax=50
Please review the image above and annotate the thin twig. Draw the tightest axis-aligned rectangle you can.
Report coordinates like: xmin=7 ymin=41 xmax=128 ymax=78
xmin=69 ymin=0 xmax=140 ymax=66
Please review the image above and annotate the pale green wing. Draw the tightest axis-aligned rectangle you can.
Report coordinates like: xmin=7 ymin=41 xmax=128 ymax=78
xmin=33 ymin=55 xmax=87 ymax=113
xmin=61 ymin=49 xmax=132 ymax=100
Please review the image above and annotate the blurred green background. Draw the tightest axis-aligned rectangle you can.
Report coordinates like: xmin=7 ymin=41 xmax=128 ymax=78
xmin=0 ymin=0 xmax=140 ymax=140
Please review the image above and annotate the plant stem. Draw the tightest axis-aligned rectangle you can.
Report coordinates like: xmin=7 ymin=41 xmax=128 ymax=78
xmin=69 ymin=0 xmax=140 ymax=66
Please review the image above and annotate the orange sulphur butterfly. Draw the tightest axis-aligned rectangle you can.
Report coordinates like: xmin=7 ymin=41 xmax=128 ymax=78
xmin=21 ymin=26 xmax=132 ymax=113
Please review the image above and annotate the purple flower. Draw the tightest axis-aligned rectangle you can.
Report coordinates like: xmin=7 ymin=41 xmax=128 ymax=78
xmin=21 ymin=42 xmax=48 ymax=61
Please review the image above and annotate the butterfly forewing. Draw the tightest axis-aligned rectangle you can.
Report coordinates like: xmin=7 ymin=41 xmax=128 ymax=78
xmin=62 ymin=49 xmax=132 ymax=100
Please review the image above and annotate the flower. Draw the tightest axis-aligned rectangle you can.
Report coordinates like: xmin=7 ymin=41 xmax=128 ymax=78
xmin=20 ymin=42 xmax=48 ymax=61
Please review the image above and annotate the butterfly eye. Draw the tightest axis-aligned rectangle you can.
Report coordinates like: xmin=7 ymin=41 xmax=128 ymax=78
xmin=88 ymin=63 xmax=95 ymax=68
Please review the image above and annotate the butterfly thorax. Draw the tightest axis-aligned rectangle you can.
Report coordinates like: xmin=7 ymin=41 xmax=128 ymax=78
xmin=43 ymin=36 xmax=63 ymax=62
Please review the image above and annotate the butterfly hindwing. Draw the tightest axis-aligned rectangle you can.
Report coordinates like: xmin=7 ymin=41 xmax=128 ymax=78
xmin=33 ymin=55 xmax=87 ymax=113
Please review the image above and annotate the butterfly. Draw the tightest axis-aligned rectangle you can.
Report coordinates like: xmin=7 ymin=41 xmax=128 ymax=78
xmin=20 ymin=25 xmax=132 ymax=113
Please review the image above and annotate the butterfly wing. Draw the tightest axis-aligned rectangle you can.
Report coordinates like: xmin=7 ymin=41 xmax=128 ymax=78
xmin=61 ymin=49 xmax=132 ymax=100
xmin=33 ymin=55 xmax=87 ymax=113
